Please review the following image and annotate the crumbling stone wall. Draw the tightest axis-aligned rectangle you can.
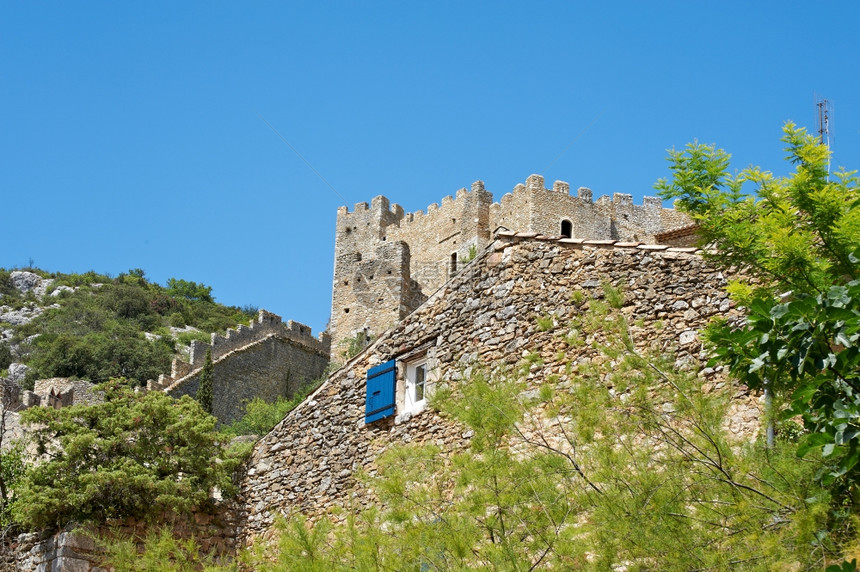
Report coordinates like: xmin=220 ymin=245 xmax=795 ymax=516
xmin=241 ymin=233 xmax=754 ymax=543
xmin=329 ymin=174 xmax=693 ymax=356
xmin=154 ymin=310 xmax=330 ymax=425
xmin=0 ymin=378 xmax=21 ymax=412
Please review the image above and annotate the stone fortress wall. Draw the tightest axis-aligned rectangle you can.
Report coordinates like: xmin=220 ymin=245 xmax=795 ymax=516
xmin=151 ymin=310 xmax=331 ymax=424
xmin=240 ymin=232 xmax=757 ymax=542
xmin=329 ymin=174 xmax=693 ymax=356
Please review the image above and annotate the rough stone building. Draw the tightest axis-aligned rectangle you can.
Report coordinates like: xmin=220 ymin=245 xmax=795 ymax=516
xmin=150 ymin=310 xmax=330 ymax=425
xmin=240 ymin=231 xmax=757 ymax=543
xmin=329 ymin=173 xmax=693 ymax=356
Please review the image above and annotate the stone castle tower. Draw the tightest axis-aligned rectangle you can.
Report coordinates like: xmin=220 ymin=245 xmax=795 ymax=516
xmin=329 ymin=174 xmax=693 ymax=356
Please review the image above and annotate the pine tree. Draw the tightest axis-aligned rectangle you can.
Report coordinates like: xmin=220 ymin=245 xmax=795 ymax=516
xmin=196 ymin=348 xmax=214 ymax=414
xmin=14 ymin=379 xmax=236 ymax=529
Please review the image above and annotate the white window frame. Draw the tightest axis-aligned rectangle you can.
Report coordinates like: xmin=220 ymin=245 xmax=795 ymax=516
xmin=404 ymin=358 xmax=428 ymax=414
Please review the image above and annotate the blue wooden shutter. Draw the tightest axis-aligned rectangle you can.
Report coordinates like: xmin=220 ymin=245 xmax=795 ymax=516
xmin=365 ymin=359 xmax=396 ymax=424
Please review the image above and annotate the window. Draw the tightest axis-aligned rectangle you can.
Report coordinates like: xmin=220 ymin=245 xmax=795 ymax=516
xmin=561 ymin=219 xmax=573 ymax=238
xmin=450 ymin=253 xmax=458 ymax=275
xmin=393 ymin=356 xmax=431 ymax=421
xmin=405 ymin=360 xmax=427 ymax=413
xmin=391 ymin=342 xmax=437 ymax=423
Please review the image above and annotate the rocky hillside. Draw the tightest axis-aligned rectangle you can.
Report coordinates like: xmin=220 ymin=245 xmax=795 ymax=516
xmin=0 ymin=268 xmax=257 ymax=390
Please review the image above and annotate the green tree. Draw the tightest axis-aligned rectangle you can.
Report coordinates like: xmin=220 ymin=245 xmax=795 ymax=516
xmin=197 ymin=349 xmax=214 ymax=414
xmin=166 ymin=278 xmax=214 ymax=303
xmin=655 ymin=122 xmax=858 ymax=297
xmin=656 ymin=124 xmax=860 ymax=515
xmin=12 ymin=379 xmax=238 ymax=530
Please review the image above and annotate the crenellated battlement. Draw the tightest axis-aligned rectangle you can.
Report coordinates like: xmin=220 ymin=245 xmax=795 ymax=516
xmin=337 ymin=195 xmax=405 ymax=219
xmin=150 ymin=309 xmax=330 ymax=394
xmin=388 ymin=182 xmax=492 ymax=237
xmin=494 ymin=175 xmax=662 ymax=209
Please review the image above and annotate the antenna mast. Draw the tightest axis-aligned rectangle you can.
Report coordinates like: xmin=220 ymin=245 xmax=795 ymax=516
xmin=816 ymin=96 xmax=832 ymax=174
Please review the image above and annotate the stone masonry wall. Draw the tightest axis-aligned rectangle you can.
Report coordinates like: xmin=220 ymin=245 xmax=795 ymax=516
xmin=154 ymin=310 xmax=330 ymax=425
xmin=385 ymin=181 xmax=494 ymax=292
xmin=329 ymin=241 xmax=420 ymax=360
xmin=329 ymin=174 xmax=693 ymax=357
xmin=165 ymin=335 xmax=330 ymax=425
xmin=240 ymin=233 xmax=755 ymax=543
xmin=8 ymin=504 xmax=238 ymax=571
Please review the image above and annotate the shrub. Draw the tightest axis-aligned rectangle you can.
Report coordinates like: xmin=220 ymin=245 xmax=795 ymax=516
xmin=175 ymin=330 xmax=210 ymax=346
xmin=0 ymin=417 xmax=25 ymax=530
xmin=150 ymin=294 xmax=177 ymax=316
xmin=104 ymin=284 xmax=152 ymax=320
xmin=221 ymin=380 xmax=323 ymax=437
xmin=169 ymin=312 xmax=186 ymax=328
xmin=535 ymin=313 xmax=554 ymax=331
xmin=459 ymin=243 xmax=478 ymax=264
xmin=49 ymin=270 xmax=112 ymax=289
xmin=0 ymin=270 xmax=19 ymax=302
xmin=601 ymin=281 xmax=625 ymax=309
xmin=339 ymin=331 xmax=371 ymax=361
xmin=97 ymin=526 xmax=237 ymax=572
xmin=0 ymin=345 xmax=12 ymax=371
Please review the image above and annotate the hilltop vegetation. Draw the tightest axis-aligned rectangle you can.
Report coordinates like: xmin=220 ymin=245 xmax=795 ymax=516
xmin=0 ymin=268 xmax=257 ymax=388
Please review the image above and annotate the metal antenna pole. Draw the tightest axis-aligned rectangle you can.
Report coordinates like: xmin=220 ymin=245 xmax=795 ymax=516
xmin=816 ymin=97 xmax=832 ymax=175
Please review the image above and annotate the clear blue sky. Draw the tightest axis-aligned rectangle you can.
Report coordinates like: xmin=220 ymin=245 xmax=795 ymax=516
xmin=3 ymin=2 xmax=858 ymax=336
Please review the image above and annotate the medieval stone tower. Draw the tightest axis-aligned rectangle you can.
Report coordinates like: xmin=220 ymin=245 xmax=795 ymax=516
xmin=329 ymin=174 xmax=693 ymax=357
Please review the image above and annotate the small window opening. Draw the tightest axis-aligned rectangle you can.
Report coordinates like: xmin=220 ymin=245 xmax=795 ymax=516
xmin=452 ymin=217 xmax=456 ymax=224
xmin=561 ymin=219 xmax=573 ymax=238
xmin=344 ymin=280 xmax=349 ymax=285
xmin=450 ymin=253 xmax=458 ymax=274
xmin=344 ymin=308 xmax=350 ymax=313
